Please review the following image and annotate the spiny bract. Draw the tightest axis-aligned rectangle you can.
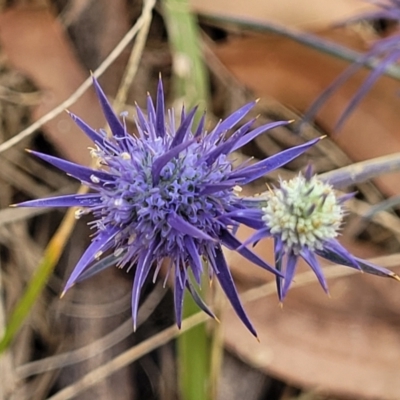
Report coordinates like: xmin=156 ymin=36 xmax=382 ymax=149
xmin=241 ymin=168 xmax=399 ymax=300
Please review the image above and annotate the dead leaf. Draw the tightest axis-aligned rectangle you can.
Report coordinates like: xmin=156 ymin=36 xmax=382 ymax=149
xmin=191 ymin=0 xmax=377 ymax=31
xmin=0 ymin=6 xmax=105 ymax=165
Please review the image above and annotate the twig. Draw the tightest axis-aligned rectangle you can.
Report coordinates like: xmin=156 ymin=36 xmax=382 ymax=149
xmin=347 ymin=196 xmax=400 ymax=236
xmin=17 ymin=283 xmax=166 ymax=379
xmin=318 ymin=152 xmax=400 ymax=187
xmin=113 ymin=0 xmax=156 ymax=111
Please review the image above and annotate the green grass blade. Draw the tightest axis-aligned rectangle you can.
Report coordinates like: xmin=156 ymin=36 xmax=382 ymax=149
xmin=177 ymin=291 xmax=211 ymax=400
xmin=162 ymin=0 xmax=210 ymax=109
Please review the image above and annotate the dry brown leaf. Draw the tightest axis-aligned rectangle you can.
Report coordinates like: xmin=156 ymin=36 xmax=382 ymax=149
xmin=0 ymin=7 xmax=105 ymax=165
xmin=191 ymin=0 xmax=377 ymax=31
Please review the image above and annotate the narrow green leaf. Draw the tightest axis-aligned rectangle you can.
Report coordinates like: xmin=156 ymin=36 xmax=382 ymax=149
xmin=162 ymin=0 xmax=210 ymax=110
xmin=177 ymin=289 xmax=210 ymax=400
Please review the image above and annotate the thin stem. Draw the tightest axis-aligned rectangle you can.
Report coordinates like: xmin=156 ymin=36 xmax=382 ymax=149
xmin=318 ymin=152 xmax=400 ymax=187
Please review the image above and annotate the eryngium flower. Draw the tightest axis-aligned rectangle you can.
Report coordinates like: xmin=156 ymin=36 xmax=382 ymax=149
xmin=16 ymin=77 xmax=320 ymax=336
xmin=242 ymin=170 xmax=399 ymax=299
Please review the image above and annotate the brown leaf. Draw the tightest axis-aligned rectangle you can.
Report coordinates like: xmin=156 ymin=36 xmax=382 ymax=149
xmin=0 ymin=6 xmax=105 ymax=165
xmin=191 ymin=0 xmax=377 ymax=31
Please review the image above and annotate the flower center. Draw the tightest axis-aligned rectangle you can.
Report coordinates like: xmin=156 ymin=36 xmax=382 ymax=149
xmin=261 ymin=175 xmax=343 ymax=252
xmin=96 ymin=144 xmax=233 ymax=254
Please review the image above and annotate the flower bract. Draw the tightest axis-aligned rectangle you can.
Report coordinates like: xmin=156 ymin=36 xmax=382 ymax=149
xmin=242 ymin=169 xmax=399 ymax=300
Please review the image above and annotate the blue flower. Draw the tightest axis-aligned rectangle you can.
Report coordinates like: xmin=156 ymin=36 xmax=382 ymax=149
xmin=16 ymin=77 xmax=320 ymax=336
xmin=240 ymin=167 xmax=399 ymax=300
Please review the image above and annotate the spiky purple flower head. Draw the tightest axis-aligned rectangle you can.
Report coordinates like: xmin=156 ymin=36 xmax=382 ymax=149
xmin=241 ymin=167 xmax=399 ymax=299
xmin=16 ymin=77 xmax=321 ymax=336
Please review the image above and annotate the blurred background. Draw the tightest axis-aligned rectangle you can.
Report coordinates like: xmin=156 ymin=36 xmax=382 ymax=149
xmin=1 ymin=0 xmax=400 ymax=399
